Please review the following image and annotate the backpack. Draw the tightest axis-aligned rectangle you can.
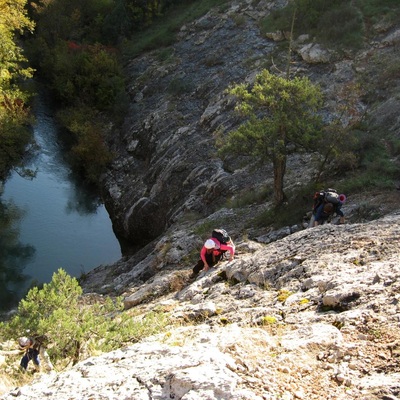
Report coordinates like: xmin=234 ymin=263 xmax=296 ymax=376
xmin=211 ymin=228 xmax=231 ymax=245
xmin=324 ymin=189 xmax=340 ymax=204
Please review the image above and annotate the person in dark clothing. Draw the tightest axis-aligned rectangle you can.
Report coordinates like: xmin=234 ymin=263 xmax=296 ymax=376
xmin=309 ymin=189 xmax=346 ymax=227
xmin=19 ymin=337 xmax=40 ymax=371
xmin=18 ymin=336 xmax=54 ymax=372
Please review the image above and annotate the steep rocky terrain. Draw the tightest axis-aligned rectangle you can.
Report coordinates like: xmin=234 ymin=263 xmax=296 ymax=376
xmin=2 ymin=1 xmax=400 ymax=399
xmin=2 ymin=210 xmax=400 ymax=399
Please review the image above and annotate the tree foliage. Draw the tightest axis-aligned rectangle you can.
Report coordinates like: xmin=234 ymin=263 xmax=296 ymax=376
xmin=0 ymin=0 xmax=34 ymax=88
xmin=0 ymin=0 xmax=35 ymax=180
xmin=218 ymin=69 xmax=323 ymax=205
xmin=52 ymin=44 xmax=125 ymax=110
xmin=103 ymin=0 xmax=164 ymax=43
xmin=314 ymin=82 xmax=365 ymax=182
xmin=24 ymin=0 xmax=127 ymax=185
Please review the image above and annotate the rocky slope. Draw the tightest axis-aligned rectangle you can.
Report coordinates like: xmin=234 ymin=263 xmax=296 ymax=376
xmin=2 ymin=210 xmax=400 ymax=399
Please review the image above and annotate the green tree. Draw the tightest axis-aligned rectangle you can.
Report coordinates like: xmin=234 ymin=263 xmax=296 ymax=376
xmin=51 ymin=43 xmax=125 ymax=111
xmin=218 ymin=69 xmax=323 ymax=205
xmin=0 ymin=0 xmax=34 ymax=90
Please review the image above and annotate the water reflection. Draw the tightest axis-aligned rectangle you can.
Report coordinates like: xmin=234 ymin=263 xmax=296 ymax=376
xmin=0 ymin=196 xmax=35 ymax=311
xmin=65 ymin=178 xmax=103 ymax=216
xmin=1 ymin=89 xmax=121 ymax=314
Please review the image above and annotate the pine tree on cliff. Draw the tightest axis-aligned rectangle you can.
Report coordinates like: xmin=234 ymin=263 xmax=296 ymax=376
xmin=218 ymin=69 xmax=324 ymax=206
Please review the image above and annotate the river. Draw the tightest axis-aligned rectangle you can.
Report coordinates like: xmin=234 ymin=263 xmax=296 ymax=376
xmin=1 ymin=91 xmax=121 ymax=312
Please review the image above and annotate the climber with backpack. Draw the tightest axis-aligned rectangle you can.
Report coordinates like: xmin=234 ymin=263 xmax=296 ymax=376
xmin=309 ymin=189 xmax=346 ymax=227
xmin=190 ymin=228 xmax=235 ymax=279
xmin=18 ymin=335 xmax=54 ymax=372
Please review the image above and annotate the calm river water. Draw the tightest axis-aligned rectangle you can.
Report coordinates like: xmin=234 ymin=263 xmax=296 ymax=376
xmin=1 ymin=92 xmax=121 ymax=311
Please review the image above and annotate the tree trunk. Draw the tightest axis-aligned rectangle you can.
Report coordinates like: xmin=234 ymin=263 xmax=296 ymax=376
xmin=273 ymin=154 xmax=287 ymax=206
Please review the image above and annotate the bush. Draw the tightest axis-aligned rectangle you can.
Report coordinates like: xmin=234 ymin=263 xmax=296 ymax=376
xmin=355 ymin=0 xmax=400 ymax=24
xmin=249 ymin=182 xmax=318 ymax=229
xmin=359 ymin=48 xmax=400 ymax=103
xmin=317 ymin=4 xmax=364 ymax=48
xmin=226 ymin=185 xmax=273 ymax=208
xmin=260 ymin=0 xmax=364 ymax=49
